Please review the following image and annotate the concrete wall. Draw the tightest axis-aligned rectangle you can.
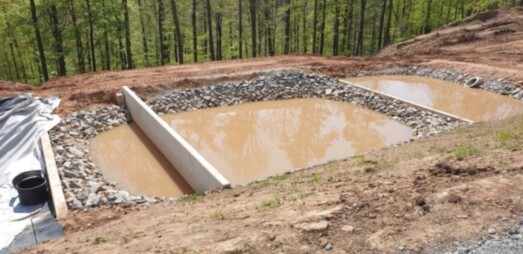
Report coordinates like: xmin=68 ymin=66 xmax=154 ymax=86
xmin=122 ymin=86 xmax=230 ymax=193
xmin=339 ymin=80 xmax=474 ymax=123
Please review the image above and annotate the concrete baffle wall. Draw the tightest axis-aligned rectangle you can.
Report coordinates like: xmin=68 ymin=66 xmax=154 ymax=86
xmin=121 ymin=86 xmax=230 ymax=193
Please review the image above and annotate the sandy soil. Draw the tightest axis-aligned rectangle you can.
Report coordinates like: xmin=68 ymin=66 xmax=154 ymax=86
xmin=5 ymin=7 xmax=523 ymax=254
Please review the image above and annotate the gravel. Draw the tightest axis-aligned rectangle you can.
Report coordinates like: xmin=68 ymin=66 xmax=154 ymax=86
xmin=444 ymin=225 xmax=523 ymax=254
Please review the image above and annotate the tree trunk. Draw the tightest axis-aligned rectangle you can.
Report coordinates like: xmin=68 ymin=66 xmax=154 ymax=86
xmin=284 ymin=0 xmax=291 ymax=54
xmin=86 ymin=0 xmax=96 ymax=72
xmin=68 ymin=0 xmax=85 ymax=73
xmin=302 ymin=1 xmax=308 ymax=53
xmin=118 ymin=28 xmax=127 ymax=69
xmin=206 ymin=0 xmax=215 ymax=61
xmin=137 ymin=0 xmax=149 ymax=65
xmin=342 ymin=0 xmax=354 ymax=55
xmin=123 ymin=0 xmax=134 ymax=69
xmin=239 ymin=0 xmax=243 ymax=58
xmin=332 ymin=0 xmax=340 ymax=56
xmin=104 ymin=28 xmax=111 ymax=70
xmin=5 ymin=48 xmax=14 ymax=80
xmin=49 ymin=4 xmax=66 ymax=76
xmin=383 ymin=0 xmax=393 ymax=46
xmin=377 ymin=0 xmax=386 ymax=50
xmin=215 ymin=11 xmax=223 ymax=60
xmin=158 ymin=0 xmax=169 ymax=65
xmin=249 ymin=0 xmax=257 ymax=57
xmin=192 ymin=0 xmax=198 ymax=62
xmin=312 ymin=0 xmax=318 ymax=54
xmin=264 ymin=2 xmax=274 ymax=56
xmin=424 ymin=0 xmax=433 ymax=34
xmin=319 ymin=0 xmax=327 ymax=55
xmin=102 ymin=0 xmax=111 ymax=70
xmin=356 ymin=0 xmax=366 ymax=56
xmin=30 ymin=0 xmax=48 ymax=81
xmin=13 ymin=37 xmax=28 ymax=83
xmin=170 ymin=0 xmax=184 ymax=64
xmin=9 ymin=43 xmax=20 ymax=81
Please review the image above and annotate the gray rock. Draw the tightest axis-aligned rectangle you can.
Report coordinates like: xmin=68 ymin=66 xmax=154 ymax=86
xmin=84 ymin=193 xmax=100 ymax=207
xmin=68 ymin=198 xmax=83 ymax=209
xmin=294 ymin=220 xmax=329 ymax=232
xmin=489 ymin=228 xmax=497 ymax=235
xmin=67 ymin=147 xmax=84 ymax=157
xmin=85 ymin=180 xmax=103 ymax=193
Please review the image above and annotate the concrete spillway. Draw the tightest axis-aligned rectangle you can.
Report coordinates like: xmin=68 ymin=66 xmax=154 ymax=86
xmin=121 ymin=86 xmax=230 ymax=193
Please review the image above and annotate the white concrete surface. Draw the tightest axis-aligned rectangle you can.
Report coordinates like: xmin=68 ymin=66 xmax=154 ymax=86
xmin=121 ymin=86 xmax=230 ymax=193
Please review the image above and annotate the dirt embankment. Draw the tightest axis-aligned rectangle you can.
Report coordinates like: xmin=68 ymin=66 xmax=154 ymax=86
xmin=1 ymin=9 xmax=522 ymax=115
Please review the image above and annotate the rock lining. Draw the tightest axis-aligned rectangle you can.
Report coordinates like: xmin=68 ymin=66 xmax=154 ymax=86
xmin=49 ymin=68 xmax=522 ymax=209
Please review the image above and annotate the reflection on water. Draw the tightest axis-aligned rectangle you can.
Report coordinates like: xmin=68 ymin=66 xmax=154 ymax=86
xmin=346 ymin=75 xmax=523 ymax=122
xmin=164 ymin=99 xmax=413 ymax=185
xmin=89 ymin=123 xmax=193 ymax=197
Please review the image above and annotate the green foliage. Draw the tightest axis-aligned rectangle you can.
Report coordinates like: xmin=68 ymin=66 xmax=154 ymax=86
xmin=0 ymin=0 xmax=515 ymax=84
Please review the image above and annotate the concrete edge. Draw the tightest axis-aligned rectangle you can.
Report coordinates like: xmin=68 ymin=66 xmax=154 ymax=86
xmin=121 ymin=86 xmax=230 ymax=193
xmin=339 ymin=79 xmax=475 ymax=124
xmin=40 ymin=132 xmax=68 ymax=219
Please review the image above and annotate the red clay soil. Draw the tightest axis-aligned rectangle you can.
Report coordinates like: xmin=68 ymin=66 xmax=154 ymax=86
xmin=1 ymin=8 xmax=522 ymax=115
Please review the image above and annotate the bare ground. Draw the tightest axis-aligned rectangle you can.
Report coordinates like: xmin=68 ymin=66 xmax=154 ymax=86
xmin=26 ymin=115 xmax=523 ymax=253
xmin=5 ymin=7 xmax=523 ymax=254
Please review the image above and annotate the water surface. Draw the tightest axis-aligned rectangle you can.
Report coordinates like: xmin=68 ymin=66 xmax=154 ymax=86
xmin=164 ymin=98 xmax=413 ymax=185
xmin=346 ymin=75 xmax=523 ymax=122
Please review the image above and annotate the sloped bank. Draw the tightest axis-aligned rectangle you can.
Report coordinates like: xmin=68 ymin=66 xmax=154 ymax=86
xmin=50 ymin=70 xmax=471 ymax=210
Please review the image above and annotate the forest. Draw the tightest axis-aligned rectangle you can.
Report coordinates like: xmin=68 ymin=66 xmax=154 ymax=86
xmin=0 ymin=0 xmax=521 ymax=85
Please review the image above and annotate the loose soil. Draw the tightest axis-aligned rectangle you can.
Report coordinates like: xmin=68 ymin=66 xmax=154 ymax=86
xmin=5 ymin=7 xmax=523 ymax=254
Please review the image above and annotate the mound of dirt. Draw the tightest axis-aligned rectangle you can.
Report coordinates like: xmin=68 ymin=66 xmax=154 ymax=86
xmin=379 ymin=8 xmax=523 ymax=62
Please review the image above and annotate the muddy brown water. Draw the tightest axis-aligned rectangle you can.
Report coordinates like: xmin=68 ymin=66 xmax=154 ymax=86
xmin=89 ymin=98 xmax=413 ymax=196
xmin=88 ymin=123 xmax=193 ymax=197
xmin=346 ymin=75 xmax=523 ymax=122
xmin=164 ymin=99 xmax=412 ymax=185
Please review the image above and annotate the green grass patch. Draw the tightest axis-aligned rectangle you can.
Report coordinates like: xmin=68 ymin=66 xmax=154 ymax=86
xmin=311 ymin=173 xmax=321 ymax=183
xmin=180 ymin=193 xmax=203 ymax=202
xmin=258 ymin=173 xmax=289 ymax=188
xmin=353 ymin=155 xmax=367 ymax=166
xmin=497 ymin=131 xmax=515 ymax=142
xmin=210 ymin=210 xmax=224 ymax=219
xmin=94 ymin=237 xmax=107 ymax=245
xmin=257 ymin=197 xmax=282 ymax=210
xmin=452 ymin=145 xmax=478 ymax=159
